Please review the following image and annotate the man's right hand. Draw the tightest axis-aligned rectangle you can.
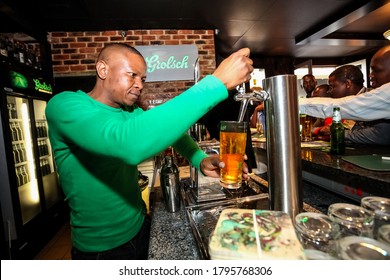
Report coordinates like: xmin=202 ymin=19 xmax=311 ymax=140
xmin=319 ymin=125 xmax=331 ymax=136
xmin=212 ymin=48 xmax=254 ymax=90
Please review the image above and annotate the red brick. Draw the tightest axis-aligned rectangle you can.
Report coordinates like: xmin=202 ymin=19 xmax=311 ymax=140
xmin=94 ymin=37 xmax=110 ymax=42
xmin=102 ymin=31 xmax=117 ymax=36
xmin=71 ymin=65 xmax=87 ymax=71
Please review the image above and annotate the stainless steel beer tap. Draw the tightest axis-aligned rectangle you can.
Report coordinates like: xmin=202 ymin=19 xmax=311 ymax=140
xmin=234 ymin=83 xmax=269 ymax=122
xmin=234 ymin=76 xmax=303 ymax=219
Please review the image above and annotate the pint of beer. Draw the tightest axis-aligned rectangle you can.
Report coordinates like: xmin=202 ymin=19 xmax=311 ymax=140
xmin=300 ymin=114 xmax=313 ymax=142
xmin=219 ymin=121 xmax=247 ymax=189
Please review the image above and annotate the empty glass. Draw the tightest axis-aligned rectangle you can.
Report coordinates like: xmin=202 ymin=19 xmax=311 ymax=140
xmin=303 ymin=249 xmax=338 ymax=260
xmin=328 ymin=203 xmax=374 ymax=238
xmin=377 ymin=224 xmax=390 ymax=245
xmin=337 ymin=236 xmax=390 ymax=260
xmin=361 ymin=196 xmax=390 ymax=238
xmin=295 ymin=212 xmax=340 ymax=254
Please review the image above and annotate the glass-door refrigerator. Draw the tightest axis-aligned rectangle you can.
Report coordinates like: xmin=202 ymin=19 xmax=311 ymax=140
xmin=0 ymin=34 xmax=66 ymax=259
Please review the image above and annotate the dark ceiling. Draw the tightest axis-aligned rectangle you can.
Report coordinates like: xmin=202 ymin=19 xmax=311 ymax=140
xmin=1 ymin=0 xmax=390 ymax=59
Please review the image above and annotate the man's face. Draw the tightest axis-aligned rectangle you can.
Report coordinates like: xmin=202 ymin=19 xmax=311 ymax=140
xmin=302 ymin=76 xmax=316 ymax=94
xmin=103 ymin=52 xmax=147 ymax=107
xmin=369 ymin=53 xmax=390 ymax=89
xmin=328 ymin=75 xmax=348 ymax=99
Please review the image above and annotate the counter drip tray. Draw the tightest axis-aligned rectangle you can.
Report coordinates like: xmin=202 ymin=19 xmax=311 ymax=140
xmin=182 ymin=179 xmax=269 ymax=259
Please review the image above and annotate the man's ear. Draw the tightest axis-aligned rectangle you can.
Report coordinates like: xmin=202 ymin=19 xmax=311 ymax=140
xmin=345 ymin=79 xmax=352 ymax=89
xmin=96 ymin=60 xmax=108 ymax=79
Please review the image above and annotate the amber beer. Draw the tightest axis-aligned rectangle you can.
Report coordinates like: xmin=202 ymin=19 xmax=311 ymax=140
xmin=219 ymin=121 xmax=247 ymax=189
xmin=300 ymin=114 xmax=312 ymax=142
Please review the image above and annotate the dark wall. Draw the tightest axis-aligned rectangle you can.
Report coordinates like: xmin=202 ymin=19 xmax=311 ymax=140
xmin=252 ymin=56 xmax=295 ymax=77
xmin=54 ymin=75 xmax=95 ymax=94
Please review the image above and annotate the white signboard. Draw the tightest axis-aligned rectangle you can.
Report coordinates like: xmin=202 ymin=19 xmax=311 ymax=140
xmin=135 ymin=45 xmax=198 ymax=82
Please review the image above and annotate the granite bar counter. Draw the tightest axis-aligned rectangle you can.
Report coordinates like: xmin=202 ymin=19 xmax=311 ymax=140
xmin=147 ymin=186 xmax=201 ymax=260
xmin=300 ymin=145 xmax=390 ymax=201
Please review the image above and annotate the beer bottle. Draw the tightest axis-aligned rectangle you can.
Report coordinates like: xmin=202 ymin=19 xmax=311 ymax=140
xmin=12 ymin=145 xmax=19 ymax=163
xmin=15 ymin=167 xmax=22 ymax=187
xmin=6 ymin=37 xmax=14 ymax=59
xmin=40 ymin=160 xmax=45 ymax=176
xmin=330 ymin=106 xmax=345 ymax=155
xmin=15 ymin=122 xmax=24 ymax=140
xmin=22 ymin=166 xmax=30 ymax=183
xmin=17 ymin=144 xmax=24 ymax=162
xmin=44 ymin=159 xmax=51 ymax=175
xmin=10 ymin=123 xmax=17 ymax=141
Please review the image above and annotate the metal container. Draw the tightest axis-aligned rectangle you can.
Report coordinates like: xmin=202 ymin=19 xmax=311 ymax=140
xmin=160 ymin=156 xmax=181 ymax=212
xmin=262 ymin=74 xmax=303 ymax=218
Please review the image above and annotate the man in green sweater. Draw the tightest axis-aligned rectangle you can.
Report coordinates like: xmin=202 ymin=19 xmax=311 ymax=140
xmin=46 ymin=43 xmax=253 ymax=259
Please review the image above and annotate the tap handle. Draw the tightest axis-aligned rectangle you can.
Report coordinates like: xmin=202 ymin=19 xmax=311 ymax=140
xmin=236 ymin=83 xmax=246 ymax=95
xmin=253 ymin=90 xmax=269 ymax=102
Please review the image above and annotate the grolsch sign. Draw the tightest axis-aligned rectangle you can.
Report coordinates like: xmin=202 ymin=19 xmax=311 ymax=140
xmin=135 ymin=45 xmax=198 ymax=82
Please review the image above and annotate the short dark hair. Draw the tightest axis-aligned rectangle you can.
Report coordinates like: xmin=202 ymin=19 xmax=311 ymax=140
xmin=97 ymin=43 xmax=144 ymax=62
xmin=329 ymin=65 xmax=364 ymax=86
xmin=302 ymin=74 xmax=315 ymax=80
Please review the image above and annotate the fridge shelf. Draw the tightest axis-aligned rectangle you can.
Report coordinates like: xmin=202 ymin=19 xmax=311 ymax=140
xmin=11 ymin=140 xmax=25 ymax=144
xmin=14 ymin=161 xmax=28 ymax=167
xmin=39 ymin=154 xmax=51 ymax=159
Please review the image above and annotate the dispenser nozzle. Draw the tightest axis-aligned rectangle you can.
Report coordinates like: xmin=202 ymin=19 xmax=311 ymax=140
xmin=234 ymin=88 xmax=269 ymax=122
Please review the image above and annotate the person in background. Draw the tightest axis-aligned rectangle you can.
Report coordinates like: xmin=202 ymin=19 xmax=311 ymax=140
xmin=306 ymin=84 xmax=329 ymax=139
xmin=299 ymin=45 xmax=390 ymax=121
xmin=46 ymin=43 xmax=253 ymax=260
xmin=311 ymin=65 xmax=366 ymax=139
xmin=248 ymin=86 xmax=265 ymax=129
xmin=302 ymin=74 xmax=317 ymax=98
xmin=312 ymin=84 xmax=330 ymax=98
xmin=328 ymin=65 xmax=367 ymax=99
xmin=250 ymin=101 xmax=264 ymax=129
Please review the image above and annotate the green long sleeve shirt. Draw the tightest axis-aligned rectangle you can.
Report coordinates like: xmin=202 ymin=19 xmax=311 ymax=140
xmin=45 ymin=75 xmax=227 ymax=252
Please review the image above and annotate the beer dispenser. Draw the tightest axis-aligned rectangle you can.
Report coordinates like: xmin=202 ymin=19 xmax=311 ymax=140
xmin=262 ymin=74 xmax=302 ymax=218
xmin=235 ymin=75 xmax=302 ymax=218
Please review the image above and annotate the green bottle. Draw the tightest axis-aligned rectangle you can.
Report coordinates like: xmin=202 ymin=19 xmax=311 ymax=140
xmin=330 ymin=106 xmax=345 ymax=155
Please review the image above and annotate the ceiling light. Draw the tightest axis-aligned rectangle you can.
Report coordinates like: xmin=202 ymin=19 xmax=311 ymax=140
xmin=384 ymin=29 xmax=390 ymax=40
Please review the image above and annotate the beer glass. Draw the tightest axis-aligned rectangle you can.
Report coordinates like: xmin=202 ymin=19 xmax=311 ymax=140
xmin=300 ymin=114 xmax=312 ymax=142
xmin=219 ymin=121 xmax=247 ymax=189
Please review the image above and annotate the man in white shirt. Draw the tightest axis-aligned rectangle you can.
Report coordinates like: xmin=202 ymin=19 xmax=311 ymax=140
xmin=299 ymin=45 xmax=390 ymax=121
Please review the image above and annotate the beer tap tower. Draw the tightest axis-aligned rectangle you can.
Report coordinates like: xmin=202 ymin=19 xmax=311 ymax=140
xmin=234 ymin=75 xmax=303 ymax=218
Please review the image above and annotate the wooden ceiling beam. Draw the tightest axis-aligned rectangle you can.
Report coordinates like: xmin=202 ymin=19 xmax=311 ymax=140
xmin=295 ymin=0 xmax=390 ymax=45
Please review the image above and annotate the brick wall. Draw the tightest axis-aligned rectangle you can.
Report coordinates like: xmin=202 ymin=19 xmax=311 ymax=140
xmin=49 ymin=30 xmax=216 ymax=109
